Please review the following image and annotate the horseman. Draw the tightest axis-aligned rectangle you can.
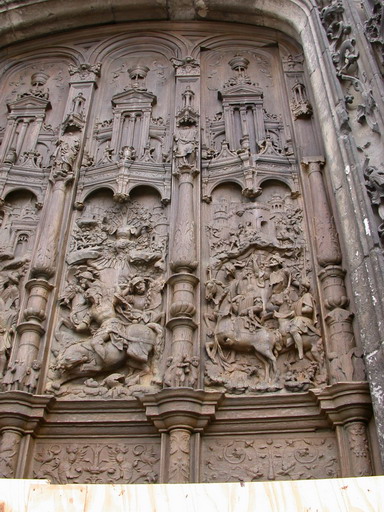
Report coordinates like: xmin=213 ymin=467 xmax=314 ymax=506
xmin=274 ymin=280 xmax=320 ymax=360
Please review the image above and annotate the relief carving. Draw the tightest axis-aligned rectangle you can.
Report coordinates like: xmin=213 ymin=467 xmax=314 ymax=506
xmin=50 ymin=137 xmax=80 ymax=182
xmin=345 ymin=422 xmax=373 ymax=476
xmin=17 ymin=71 xmax=50 ymax=100
xmin=202 ymin=436 xmax=339 ymax=482
xmin=364 ymin=162 xmax=384 ymax=243
xmin=170 ymin=56 xmax=200 ymax=76
xmin=173 ymin=86 xmax=199 ymax=171
xmin=290 ymin=82 xmax=313 ymax=120
xmin=0 ymin=431 xmax=21 ymax=478
xmin=68 ymin=62 xmax=102 ymax=80
xmin=203 ymin=184 xmax=326 ymax=394
xmin=168 ymin=429 xmax=191 ymax=483
xmin=0 ymin=25 xmax=374 ymax=483
xmin=0 ymin=192 xmax=39 ymax=386
xmin=364 ymin=0 xmax=384 ymax=68
xmin=320 ymin=0 xmax=380 ymax=134
xmin=48 ymin=190 xmax=168 ymax=397
xmin=33 ymin=441 xmax=160 ymax=484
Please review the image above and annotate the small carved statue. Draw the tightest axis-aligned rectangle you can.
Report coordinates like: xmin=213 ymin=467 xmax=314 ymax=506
xmin=51 ymin=138 xmax=80 ymax=180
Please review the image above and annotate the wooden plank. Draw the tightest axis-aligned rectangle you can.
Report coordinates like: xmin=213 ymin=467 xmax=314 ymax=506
xmin=0 ymin=477 xmax=383 ymax=512
xmin=26 ymin=484 xmax=87 ymax=512
xmin=0 ymin=480 xmax=49 ymax=512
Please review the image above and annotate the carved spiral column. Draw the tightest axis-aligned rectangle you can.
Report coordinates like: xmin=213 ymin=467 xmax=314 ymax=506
xmin=302 ymin=157 xmax=359 ymax=383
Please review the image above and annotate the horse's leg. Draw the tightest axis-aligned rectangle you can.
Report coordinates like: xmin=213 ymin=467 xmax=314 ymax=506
xmin=253 ymin=351 xmax=270 ymax=382
xmin=291 ymin=330 xmax=304 ymax=359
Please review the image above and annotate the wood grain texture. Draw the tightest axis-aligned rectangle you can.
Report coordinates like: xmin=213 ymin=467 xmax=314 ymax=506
xmin=0 ymin=480 xmax=49 ymax=512
xmin=0 ymin=477 xmax=383 ymax=512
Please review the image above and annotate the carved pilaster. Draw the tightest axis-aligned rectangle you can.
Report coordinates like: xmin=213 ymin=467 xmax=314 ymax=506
xmin=0 ymin=392 xmax=54 ymax=477
xmin=302 ymin=157 xmax=361 ymax=384
xmin=0 ymin=429 xmax=22 ymax=478
xmin=314 ymin=382 xmax=373 ymax=477
xmin=8 ymin=279 xmax=54 ymax=390
xmin=168 ymin=428 xmax=191 ymax=483
xmin=140 ymin=389 xmax=223 ymax=483
xmin=9 ymin=136 xmax=79 ymax=390
xmin=167 ymin=58 xmax=201 ymax=386
xmin=34 ymin=169 xmax=78 ymax=279
xmin=319 ymin=265 xmax=356 ymax=367
xmin=345 ymin=421 xmax=373 ymax=476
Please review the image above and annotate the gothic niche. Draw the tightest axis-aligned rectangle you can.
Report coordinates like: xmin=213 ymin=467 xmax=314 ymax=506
xmin=203 ymin=181 xmax=326 ymax=394
xmin=0 ymin=190 xmax=40 ymax=385
xmin=47 ymin=186 xmax=168 ymax=398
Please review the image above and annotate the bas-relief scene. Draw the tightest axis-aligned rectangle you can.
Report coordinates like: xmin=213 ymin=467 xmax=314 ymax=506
xmin=48 ymin=187 xmax=169 ymax=398
xmin=0 ymin=20 xmax=375 ymax=484
xmin=39 ymin=43 xmax=327 ymax=400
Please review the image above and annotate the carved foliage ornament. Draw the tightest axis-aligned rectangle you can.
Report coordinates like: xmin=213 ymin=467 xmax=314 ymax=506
xmin=33 ymin=442 xmax=160 ymax=484
xmin=203 ymin=436 xmax=339 ymax=482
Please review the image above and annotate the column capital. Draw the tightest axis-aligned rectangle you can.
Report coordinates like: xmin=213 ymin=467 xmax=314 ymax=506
xmin=302 ymin=156 xmax=325 ymax=171
xmin=139 ymin=388 xmax=224 ymax=433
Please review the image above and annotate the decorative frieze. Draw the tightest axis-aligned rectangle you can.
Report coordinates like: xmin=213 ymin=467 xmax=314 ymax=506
xmin=202 ymin=434 xmax=340 ymax=482
xmin=33 ymin=440 xmax=161 ymax=484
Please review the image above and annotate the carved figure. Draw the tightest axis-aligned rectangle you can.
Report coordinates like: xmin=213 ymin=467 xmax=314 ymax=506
xmin=0 ymin=271 xmax=22 ymax=378
xmin=51 ymin=138 xmax=80 ymax=180
xmin=24 ymin=360 xmax=41 ymax=393
xmin=173 ymin=125 xmax=198 ymax=166
xmin=54 ymin=278 xmax=163 ymax=383
xmin=163 ymin=355 xmax=199 ymax=388
xmin=274 ymin=281 xmax=321 ymax=361
xmin=3 ymin=147 xmax=17 ymax=165
xmin=18 ymin=72 xmax=49 ymax=100
xmin=100 ymin=143 xmax=114 ymax=164
xmin=120 ymin=145 xmax=136 ymax=161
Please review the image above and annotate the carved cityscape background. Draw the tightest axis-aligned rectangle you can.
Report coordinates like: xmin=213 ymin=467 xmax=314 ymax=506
xmin=0 ymin=0 xmax=383 ymax=484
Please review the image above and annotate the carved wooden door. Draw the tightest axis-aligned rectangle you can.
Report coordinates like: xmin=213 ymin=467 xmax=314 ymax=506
xmin=0 ymin=24 xmax=371 ymax=483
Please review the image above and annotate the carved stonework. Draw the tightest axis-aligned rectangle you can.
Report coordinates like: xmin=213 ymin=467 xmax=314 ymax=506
xmin=345 ymin=422 xmax=373 ymax=477
xmin=0 ymin=431 xmax=21 ymax=478
xmin=168 ymin=429 xmax=191 ymax=483
xmin=68 ymin=63 xmax=102 ymax=81
xmin=364 ymin=0 xmax=384 ymax=69
xmin=0 ymin=191 xmax=40 ymax=387
xmin=320 ymin=0 xmax=381 ymax=134
xmin=33 ymin=441 xmax=160 ymax=484
xmin=202 ymin=435 xmax=340 ymax=482
xmin=364 ymin=162 xmax=384 ymax=243
xmin=203 ymin=182 xmax=326 ymax=394
xmin=0 ymin=19 xmax=379 ymax=482
xmin=48 ymin=189 xmax=168 ymax=397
